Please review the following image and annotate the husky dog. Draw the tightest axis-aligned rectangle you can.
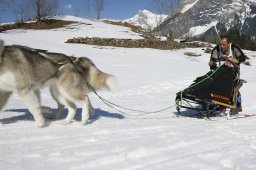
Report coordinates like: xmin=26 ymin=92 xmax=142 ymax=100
xmin=0 ymin=41 xmax=59 ymax=127
xmin=0 ymin=40 xmax=115 ymax=127
xmin=47 ymin=55 xmax=116 ymax=125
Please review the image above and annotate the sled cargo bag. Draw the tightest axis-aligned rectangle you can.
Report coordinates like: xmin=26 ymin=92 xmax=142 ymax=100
xmin=176 ymin=64 xmax=236 ymax=107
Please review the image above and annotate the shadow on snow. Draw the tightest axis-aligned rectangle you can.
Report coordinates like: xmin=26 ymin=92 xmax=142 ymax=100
xmin=0 ymin=108 xmax=125 ymax=125
xmin=175 ymin=108 xmax=204 ymax=119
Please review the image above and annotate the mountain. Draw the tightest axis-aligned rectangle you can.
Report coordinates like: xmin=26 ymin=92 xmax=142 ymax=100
xmin=124 ymin=9 xmax=167 ymax=31
xmin=155 ymin=0 xmax=256 ymax=40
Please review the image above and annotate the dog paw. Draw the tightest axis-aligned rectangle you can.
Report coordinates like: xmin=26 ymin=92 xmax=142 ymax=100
xmin=82 ymin=114 xmax=89 ymax=125
xmin=34 ymin=120 xmax=45 ymax=128
xmin=81 ymin=120 xmax=89 ymax=125
xmin=58 ymin=120 xmax=71 ymax=125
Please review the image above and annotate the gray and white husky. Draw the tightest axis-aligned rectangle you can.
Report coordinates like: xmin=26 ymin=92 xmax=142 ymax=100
xmin=0 ymin=40 xmax=115 ymax=127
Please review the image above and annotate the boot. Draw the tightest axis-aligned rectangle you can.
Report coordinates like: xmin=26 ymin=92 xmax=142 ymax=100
xmin=236 ymin=103 xmax=242 ymax=112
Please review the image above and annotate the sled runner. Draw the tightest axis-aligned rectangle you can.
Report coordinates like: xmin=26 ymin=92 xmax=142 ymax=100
xmin=175 ymin=60 xmax=246 ymax=119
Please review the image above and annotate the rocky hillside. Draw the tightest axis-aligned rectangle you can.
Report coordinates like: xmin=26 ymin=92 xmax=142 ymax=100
xmin=155 ymin=0 xmax=256 ymax=40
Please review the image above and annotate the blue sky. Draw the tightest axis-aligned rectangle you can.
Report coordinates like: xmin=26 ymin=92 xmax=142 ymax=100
xmin=1 ymin=0 xmax=153 ymax=23
xmin=60 ymin=0 xmax=152 ymax=19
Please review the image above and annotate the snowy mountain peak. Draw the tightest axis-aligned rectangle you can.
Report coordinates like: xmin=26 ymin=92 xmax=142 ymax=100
xmin=138 ymin=9 xmax=154 ymax=15
xmin=156 ymin=0 xmax=256 ymax=40
xmin=124 ymin=9 xmax=167 ymax=31
xmin=180 ymin=0 xmax=200 ymax=13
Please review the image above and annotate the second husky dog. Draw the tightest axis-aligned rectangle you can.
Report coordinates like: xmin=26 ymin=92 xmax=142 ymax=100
xmin=48 ymin=55 xmax=116 ymax=125
xmin=0 ymin=40 xmax=115 ymax=127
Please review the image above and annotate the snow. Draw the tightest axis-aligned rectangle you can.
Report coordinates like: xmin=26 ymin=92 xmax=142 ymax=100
xmin=183 ymin=21 xmax=219 ymax=38
xmin=1 ymin=15 xmax=256 ymax=170
xmin=181 ymin=0 xmax=200 ymax=13
xmin=250 ymin=13 xmax=256 ymax=18
xmin=248 ymin=0 xmax=256 ymax=5
xmin=124 ymin=10 xmax=167 ymax=31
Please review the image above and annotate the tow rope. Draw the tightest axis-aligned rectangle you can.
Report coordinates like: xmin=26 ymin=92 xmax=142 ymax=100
xmin=87 ymin=83 xmax=176 ymax=116
xmin=88 ymin=59 xmax=230 ymax=116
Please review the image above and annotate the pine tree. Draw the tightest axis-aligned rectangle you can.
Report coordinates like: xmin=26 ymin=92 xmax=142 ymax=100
xmin=226 ymin=28 xmax=256 ymax=51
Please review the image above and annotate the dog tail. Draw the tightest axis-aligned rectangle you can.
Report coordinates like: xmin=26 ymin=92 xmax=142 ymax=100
xmin=89 ymin=66 xmax=116 ymax=91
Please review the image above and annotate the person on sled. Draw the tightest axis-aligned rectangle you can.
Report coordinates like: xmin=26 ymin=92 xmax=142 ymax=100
xmin=208 ymin=35 xmax=246 ymax=112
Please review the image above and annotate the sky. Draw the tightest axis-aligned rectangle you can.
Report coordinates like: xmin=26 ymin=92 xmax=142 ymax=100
xmin=0 ymin=0 xmax=154 ymax=23
xmin=61 ymin=0 xmax=153 ymax=19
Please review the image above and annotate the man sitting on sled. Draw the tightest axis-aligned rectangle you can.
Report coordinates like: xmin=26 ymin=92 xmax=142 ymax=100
xmin=208 ymin=35 xmax=246 ymax=112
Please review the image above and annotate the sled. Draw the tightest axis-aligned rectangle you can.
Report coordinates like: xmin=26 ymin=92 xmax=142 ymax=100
xmin=175 ymin=61 xmax=246 ymax=119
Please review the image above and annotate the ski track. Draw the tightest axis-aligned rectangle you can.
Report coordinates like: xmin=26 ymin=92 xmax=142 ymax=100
xmin=1 ymin=117 xmax=256 ymax=170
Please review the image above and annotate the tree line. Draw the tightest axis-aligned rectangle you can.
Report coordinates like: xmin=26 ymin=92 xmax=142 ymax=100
xmin=200 ymin=27 xmax=256 ymax=51
xmin=226 ymin=28 xmax=256 ymax=51
xmin=0 ymin=0 xmax=59 ymax=24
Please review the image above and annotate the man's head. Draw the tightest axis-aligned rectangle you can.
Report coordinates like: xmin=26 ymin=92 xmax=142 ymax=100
xmin=220 ymin=35 xmax=230 ymax=52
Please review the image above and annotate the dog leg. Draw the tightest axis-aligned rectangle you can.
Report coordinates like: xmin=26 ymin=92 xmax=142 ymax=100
xmin=0 ymin=90 xmax=12 ymax=111
xmin=59 ymin=100 xmax=76 ymax=125
xmin=81 ymin=96 xmax=90 ymax=125
xmin=33 ymin=89 xmax=51 ymax=113
xmin=49 ymin=85 xmax=65 ymax=119
xmin=34 ymin=89 xmax=51 ymax=113
xmin=41 ymin=106 xmax=51 ymax=113
xmin=51 ymin=85 xmax=77 ymax=124
xmin=19 ymin=90 xmax=45 ymax=127
xmin=88 ymin=98 xmax=95 ymax=119
xmin=48 ymin=103 xmax=64 ymax=120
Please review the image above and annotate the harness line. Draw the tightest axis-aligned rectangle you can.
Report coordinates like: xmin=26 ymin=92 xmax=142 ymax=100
xmin=88 ymin=59 xmax=230 ymax=116
xmin=88 ymin=84 xmax=176 ymax=116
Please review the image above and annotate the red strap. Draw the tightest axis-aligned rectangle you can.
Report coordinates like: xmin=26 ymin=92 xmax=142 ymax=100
xmin=223 ymin=55 xmax=233 ymax=59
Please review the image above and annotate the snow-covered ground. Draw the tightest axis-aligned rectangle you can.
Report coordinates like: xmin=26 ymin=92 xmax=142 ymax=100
xmin=0 ymin=16 xmax=256 ymax=170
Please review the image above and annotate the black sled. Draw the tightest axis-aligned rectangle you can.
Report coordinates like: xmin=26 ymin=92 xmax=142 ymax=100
xmin=175 ymin=61 xmax=246 ymax=119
